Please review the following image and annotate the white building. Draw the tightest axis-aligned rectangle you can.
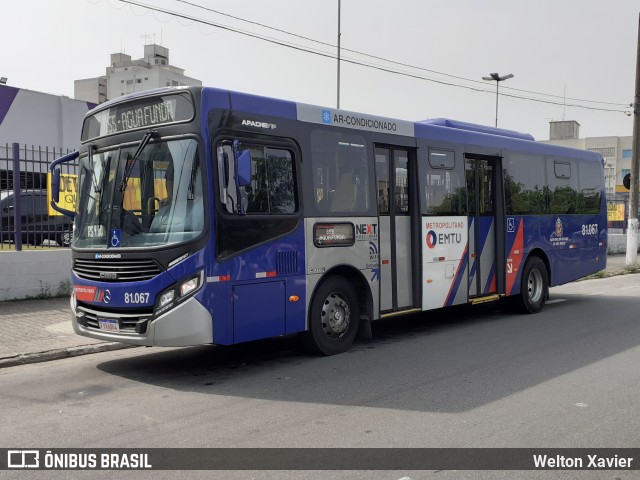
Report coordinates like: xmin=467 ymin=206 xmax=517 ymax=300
xmin=541 ymin=120 xmax=632 ymax=201
xmin=75 ymin=44 xmax=201 ymax=104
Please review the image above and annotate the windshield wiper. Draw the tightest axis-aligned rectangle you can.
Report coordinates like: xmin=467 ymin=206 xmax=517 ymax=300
xmin=89 ymin=145 xmax=110 ymax=214
xmin=119 ymin=130 xmax=158 ymax=191
xmin=88 ymin=144 xmax=99 ymax=194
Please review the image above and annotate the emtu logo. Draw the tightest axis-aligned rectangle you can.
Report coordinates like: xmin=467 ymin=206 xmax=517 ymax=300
xmin=426 ymin=230 xmax=437 ymax=248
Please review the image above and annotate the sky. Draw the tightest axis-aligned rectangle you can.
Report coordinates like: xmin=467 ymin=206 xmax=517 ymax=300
xmin=1 ymin=0 xmax=638 ymax=141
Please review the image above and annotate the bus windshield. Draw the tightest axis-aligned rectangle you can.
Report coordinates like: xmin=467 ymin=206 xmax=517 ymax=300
xmin=74 ymin=137 xmax=204 ymax=249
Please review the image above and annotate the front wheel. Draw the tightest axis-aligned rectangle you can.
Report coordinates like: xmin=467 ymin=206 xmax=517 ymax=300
xmin=516 ymin=256 xmax=548 ymax=313
xmin=303 ymin=276 xmax=360 ymax=355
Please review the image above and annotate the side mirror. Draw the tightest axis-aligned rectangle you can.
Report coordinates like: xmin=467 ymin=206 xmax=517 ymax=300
xmin=216 ymin=146 xmax=229 ymax=205
xmin=50 ymin=150 xmax=78 ymax=218
xmin=51 ymin=168 xmax=61 ymax=203
xmin=236 ymin=150 xmax=252 ymax=187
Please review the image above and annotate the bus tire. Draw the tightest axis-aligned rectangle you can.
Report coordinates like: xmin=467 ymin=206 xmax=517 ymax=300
xmin=517 ymin=256 xmax=548 ymax=314
xmin=303 ymin=276 xmax=360 ymax=355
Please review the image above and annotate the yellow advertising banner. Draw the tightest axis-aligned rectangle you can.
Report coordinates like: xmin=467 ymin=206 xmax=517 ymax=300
xmin=47 ymin=173 xmax=77 ymax=216
xmin=122 ymin=179 xmax=169 ymax=212
xmin=47 ymin=174 xmax=168 ymax=216
xmin=607 ymin=203 xmax=625 ymax=222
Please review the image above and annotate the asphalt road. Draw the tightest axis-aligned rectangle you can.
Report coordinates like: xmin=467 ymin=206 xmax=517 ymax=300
xmin=2 ymin=274 xmax=640 ymax=480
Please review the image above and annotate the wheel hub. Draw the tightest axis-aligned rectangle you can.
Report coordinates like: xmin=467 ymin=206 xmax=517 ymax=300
xmin=527 ymin=269 xmax=543 ymax=303
xmin=321 ymin=292 xmax=350 ymax=338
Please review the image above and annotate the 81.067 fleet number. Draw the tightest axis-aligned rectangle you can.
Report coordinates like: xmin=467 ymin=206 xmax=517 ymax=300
xmin=124 ymin=292 xmax=150 ymax=304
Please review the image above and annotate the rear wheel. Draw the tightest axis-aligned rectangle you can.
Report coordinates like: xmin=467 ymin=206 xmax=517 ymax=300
xmin=303 ymin=276 xmax=360 ymax=355
xmin=516 ymin=256 xmax=548 ymax=313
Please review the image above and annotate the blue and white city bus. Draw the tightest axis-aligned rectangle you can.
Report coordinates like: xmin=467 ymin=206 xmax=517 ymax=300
xmin=50 ymin=86 xmax=607 ymax=355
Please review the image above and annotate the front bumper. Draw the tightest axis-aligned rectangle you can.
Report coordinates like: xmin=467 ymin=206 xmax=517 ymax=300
xmin=71 ymin=295 xmax=213 ymax=347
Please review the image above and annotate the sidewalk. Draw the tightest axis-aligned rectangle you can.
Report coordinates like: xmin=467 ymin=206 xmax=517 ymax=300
xmin=0 ymin=254 xmax=637 ymax=368
xmin=0 ymin=297 xmax=136 ymax=368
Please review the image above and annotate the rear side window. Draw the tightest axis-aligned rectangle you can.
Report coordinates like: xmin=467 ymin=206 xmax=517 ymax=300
xmin=504 ymin=152 xmax=548 ymax=215
xmin=578 ymin=161 xmax=603 ymax=214
xmin=547 ymin=158 xmax=579 ymax=214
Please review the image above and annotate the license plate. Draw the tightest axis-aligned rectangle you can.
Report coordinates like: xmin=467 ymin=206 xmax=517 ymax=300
xmin=98 ymin=318 xmax=120 ymax=333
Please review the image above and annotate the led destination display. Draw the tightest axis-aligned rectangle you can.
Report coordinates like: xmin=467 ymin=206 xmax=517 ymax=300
xmin=82 ymin=93 xmax=194 ymax=141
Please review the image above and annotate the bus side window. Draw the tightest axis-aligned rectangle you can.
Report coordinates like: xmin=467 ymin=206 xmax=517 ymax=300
xmin=243 ymin=146 xmax=296 ymax=215
xmin=310 ymin=130 xmax=369 ymax=214
xmin=217 ymin=142 xmax=297 ymax=215
xmin=504 ymin=152 xmax=548 ymax=215
xmin=422 ymin=148 xmax=464 ymax=216
xmin=578 ymin=161 xmax=603 ymax=214
xmin=547 ymin=159 xmax=578 ymax=214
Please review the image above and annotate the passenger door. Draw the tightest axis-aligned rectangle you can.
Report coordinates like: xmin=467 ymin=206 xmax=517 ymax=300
xmin=465 ymin=154 xmax=504 ymax=298
xmin=375 ymin=146 xmax=417 ymax=312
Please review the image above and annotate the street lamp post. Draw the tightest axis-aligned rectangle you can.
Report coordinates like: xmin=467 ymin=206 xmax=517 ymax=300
xmin=482 ymin=72 xmax=514 ymax=127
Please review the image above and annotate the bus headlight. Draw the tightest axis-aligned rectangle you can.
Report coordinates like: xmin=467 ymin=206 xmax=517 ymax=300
xmin=159 ymin=290 xmax=175 ymax=307
xmin=180 ymin=276 xmax=200 ymax=297
xmin=154 ymin=270 xmax=204 ymax=316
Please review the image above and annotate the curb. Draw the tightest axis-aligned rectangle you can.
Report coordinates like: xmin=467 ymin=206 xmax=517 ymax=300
xmin=0 ymin=342 xmax=139 ymax=369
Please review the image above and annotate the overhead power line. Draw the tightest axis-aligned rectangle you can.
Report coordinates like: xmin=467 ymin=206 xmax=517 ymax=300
xmin=116 ymin=0 xmax=630 ymax=114
xmin=172 ymin=0 xmax=629 ymax=108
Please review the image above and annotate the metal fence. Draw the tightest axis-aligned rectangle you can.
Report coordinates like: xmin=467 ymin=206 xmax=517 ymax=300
xmin=0 ymin=142 xmax=77 ymax=251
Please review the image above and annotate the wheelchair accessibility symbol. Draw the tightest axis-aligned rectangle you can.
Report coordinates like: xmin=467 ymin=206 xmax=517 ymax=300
xmin=507 ymin=218 xmax=515 ymax=233
xmin=110 ymin=229 xmax=122 ymax=247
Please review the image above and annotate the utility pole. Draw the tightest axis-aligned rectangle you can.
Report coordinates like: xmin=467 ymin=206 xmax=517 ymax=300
xmin=337 ymin=0 xmax=341 ymax=109
xmin=626 ymin=13 xmax=640 ymax=266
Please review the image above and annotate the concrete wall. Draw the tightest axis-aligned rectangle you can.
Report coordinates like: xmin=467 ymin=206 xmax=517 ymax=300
xmin=608 ymin=233 xmax=640 ymax=255
xmin=0 ymin=250 xmax=71 ymax=301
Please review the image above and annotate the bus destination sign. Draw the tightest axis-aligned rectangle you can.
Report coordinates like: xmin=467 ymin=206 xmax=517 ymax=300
xmin=82 ymin=93 xmax=194 ymax=141
xmin=313 ymin=223 xmax=355 ymax=247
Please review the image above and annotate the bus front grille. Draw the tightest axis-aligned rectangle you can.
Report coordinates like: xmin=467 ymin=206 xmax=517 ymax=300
xmin=73 ymin=258 xmax=162 ymax=282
